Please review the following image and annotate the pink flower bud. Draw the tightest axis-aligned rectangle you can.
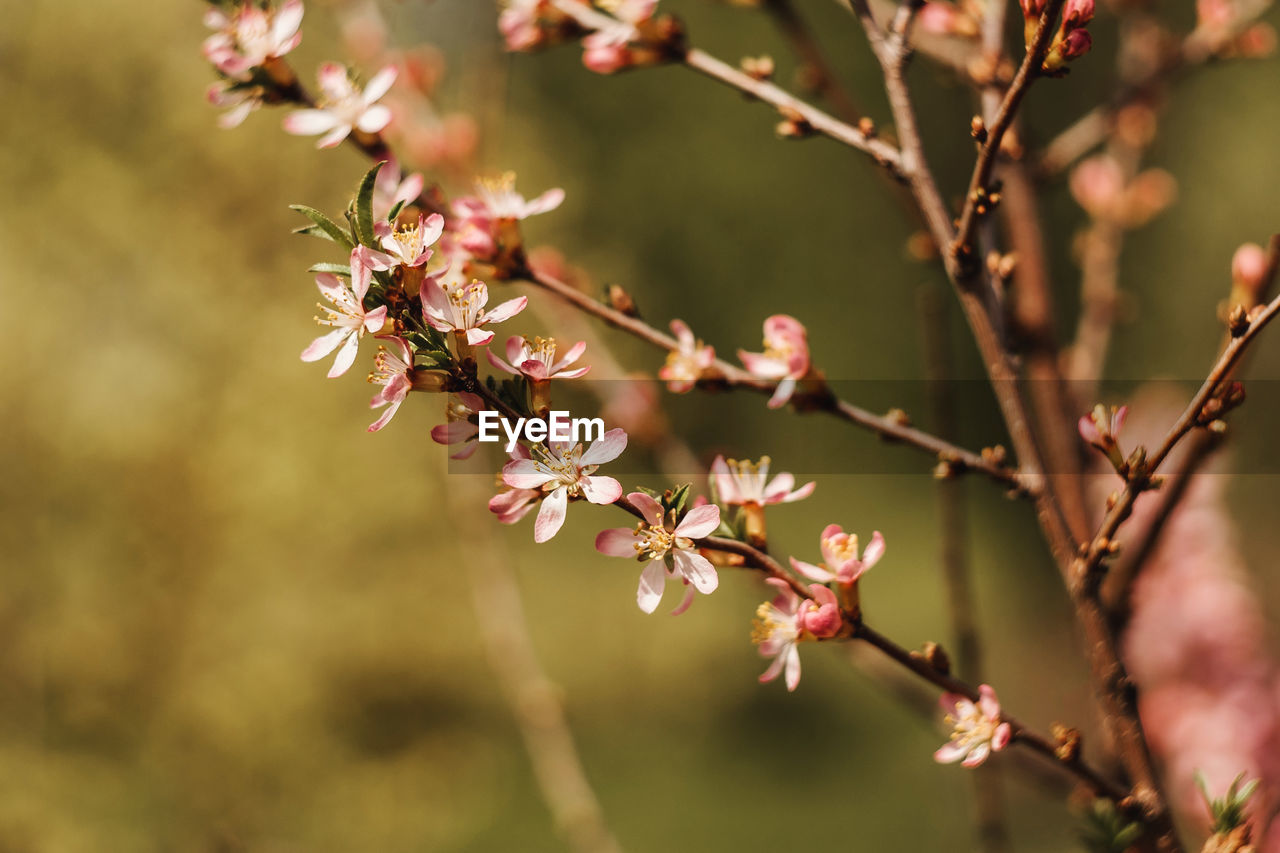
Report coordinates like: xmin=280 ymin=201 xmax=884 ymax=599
xmin=1062 ymin=0 xmax=1095 ymax=27
xmin=583 ymin=45 xmax=630 ymax=74
xmin=1232 ymin=243 xmax=1269 ymax=294
xmin=916 ymin=2 xmax=958 ymax=34
xmin=798 ymin=586 xmax=842 ymax=639
xmin=1061 ymin=27 xmax=1093 ymax=59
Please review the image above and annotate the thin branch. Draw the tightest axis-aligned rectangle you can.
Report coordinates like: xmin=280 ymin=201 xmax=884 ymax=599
xmin=516 ymin=264 xmax=1034 ymax=494
xmin=951 ymin=0 xmax=1067 ymax=260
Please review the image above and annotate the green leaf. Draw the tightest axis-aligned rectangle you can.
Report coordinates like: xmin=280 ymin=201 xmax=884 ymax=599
xmin=309 ymin=262 xmax=352 ymax=276
xmin=353 ymin=161 xmax=387 ymax=248
xmin=290 ymin=205 xmax=354 ymax=249
xmin=387 ymin=199 xmax=407 ymax=222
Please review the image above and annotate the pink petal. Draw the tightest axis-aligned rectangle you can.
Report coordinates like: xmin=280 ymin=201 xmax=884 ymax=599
xmin=790 ymin=557 xmax=834 ymax=583
xmin=862 ymin=531 xmax=886 ymax=569
xmin=533 ymin=487 xmax=568 ymax=543
xmin=637 ymin=560 xmax=667 ymax=614
xmin=356 ymin=104 xmax=392 ymax=134
xmin=484 ymin=296 xmax=527 ymax=324
xmin=553 ymin=340 xmax=588 ymax=371
xmin=933 ymin=741 xmax=969 ymax=764
xmin=363 ymin=305 xmax=388 ymax=334
xmin=317 ymin=63 xmax=351 ymax=98
xmin=993 ymin=723 xmax=1012 ymax=751
xmin=283 ymin=109 xmax=341 ymax=136
xmin=580 ymin=428 xmax=628 ymax=466
xmin=672 ymin=550 xmax=718 ymax=595
xmin=301 ymin=328 xmax=347 ymax=362
xmin=961 ymin=743 xmax=991 ymax=768
xmin=628 ymin=491 xmax=664 ymax=527
xmin=670 ymin=319 xmax=694 ymax=347
xmin=580 ymin=475 xmax=623 ymax=505
xmin=783 ymin=646 xmax=801 ymax=691
xmin=363 ymin=65 xmax=398 ymax=103
xmin=762 ymin=472 xmax=796 ymax=502
xmin=317 ymin=124 xmax=353 ymax=149
xmin=674 ymin=504 xmax=720 ymax=539
xmin=739 ymin=350 xmax=787 ymax=379
xmin=505 ymin=335 xmax=526 ymax=365
xmin=596 ymin=528 xmax=640 ymax=558
xmin=486 ymin=349 xmax=518 ymax=375
xmin=553 ymin=365 xmax=591 ymax=380
xmin=523 ymin=187 xmax=565 ymax=216
xmin=502 ymin=459 xmax=554 ymax=490
xmin=759 ymin=652 xmax=787 ymax=685
xmin=465 ymin=328 xmax=495 ymax=346
xmin=767 ymin=376 xmax=797 ymax=409
xmin=273 ymin=0 xmax=304 ymax=43
xmin=327 ymin=332 xmax=360 ymax=378
xmin=367 ymin=398 xmax=402 ymax=432
xmin=710 ymin=455 xmax=740 ymax=504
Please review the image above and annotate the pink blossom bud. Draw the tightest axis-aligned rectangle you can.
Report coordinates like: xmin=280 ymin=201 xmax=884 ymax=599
xmin=583 ymin=45 xmax=630 ymax=74
xmin=798 ymin=586 xmax=843 ymax=639
xmin=1062 ymin=0 xmax=1095 ymax=27
xmin=916 ymin=2 xmax=958 ymax=34
xmin=1061 ymin=27 xmax=1093 ymax=59
xmin=1232 ymin=243 xmax=1269 ymax=294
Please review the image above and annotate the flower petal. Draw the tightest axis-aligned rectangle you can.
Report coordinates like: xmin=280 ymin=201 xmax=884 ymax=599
xmin=790 ymin=557 xmax=834 ymax=583
xmin=636 ymin=560 xmax=667 ymax=614
xmin=533 ymin=487 xmax=568 ymax=543
xmin=628 ymin=491 xmax=664 ymax=527
xmin=596 ymin=528 xmax=640 ymax=558
xmin=672 ymin=550 xmax=718 ymax=595
xmin=674 ymin=504 xmax=720 ymax=539
xmin=580 ymin=475 xmax=623 ymax=505
xmin=579 ymin=428 xmax=628 ymax=466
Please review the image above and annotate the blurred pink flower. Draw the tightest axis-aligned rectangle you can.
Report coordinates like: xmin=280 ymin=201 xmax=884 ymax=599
xmin=934 ymin=685 xmax=1012 ymax=768
xmin=300 ymin=249 xmax=387 ymax=378
xmin=501 ymin=429 xmax=628 ymax=542
xmin=596 ymin=491 xmax=721 ymax=614
xmin=207 ymin=81 xmax=265 ymax=129
xmin=488 ymin=336 xmax=591 ymax=381
xmin=372 ymin=159 xmax=425 ymax=221
xmin=1233 ymin=242 xmax=1270 ymax=294
xmin=658 ymin=320 xmax=715 ymax=393
xmin=455 ymin=173 xmax=565 ymax=221
xmin=738 ymin=315 xmax=810 ymax=408
xmin=203 ymin=0 xmax=304 ymax=77
xmin=790 ymin=525 xmax=884 ymax=585
xmin=283 ymin=63 xmax=396 ymax=148
xmin=500 ymin=0 xmax=548 ymax=51
xmin=711 ymin=455 xmax=815 ymax=507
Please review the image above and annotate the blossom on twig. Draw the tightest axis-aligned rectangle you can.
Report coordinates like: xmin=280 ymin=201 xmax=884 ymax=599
xmin=596 ymin=492 xmax=721 ymax=614
xmin=488 ymin=336 xmax=590 ymax=381
xmin=300 ymin=249 xmax=387 ymax=378
xmin=359 ymin=212 xmax=445 ymax=270
xmin=711 ymin=455 xmax=814 ymax=507
xmin=790 ymin=525 xmax=885 ymax=585
xmin=366 ymin=336 xmax=414 ymax=432
xmin=501 ymin=429 xmax=628 ymax=542
xmin=753 ymin=580 xmax=841 ymax=691
xmin=934 ymin=685 xmax=1012 ymax=768
xmin=431 ymin=392 xmax=486 ymax=459
xmin=738 ymin=315 xmax=810 ymax=408
xmin=283 ymin=63 xmax=397 ymax=148
xmin=203 ymin=0 xmax=304 ymax=78
xmin=421 ymin=269 xmax=527 ymax=347
xmin=658 ymin=320 xmax=714 ymax=393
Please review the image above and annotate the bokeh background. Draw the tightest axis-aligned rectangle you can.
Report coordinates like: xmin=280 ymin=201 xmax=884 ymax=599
xmin=2 ymin=0 xmax=1280 ymax=850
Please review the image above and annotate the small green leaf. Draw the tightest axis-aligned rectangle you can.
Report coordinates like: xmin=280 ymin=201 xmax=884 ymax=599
xmin=387 ymin=199 xmax=407 ymax=222
xmin=290 ymin=205 xmax=354 ymax=249
xmin=353 ymin=161 xmax=387 ymax=248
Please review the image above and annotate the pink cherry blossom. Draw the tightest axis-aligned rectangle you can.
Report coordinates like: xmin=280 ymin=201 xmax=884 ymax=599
xmin=916 ymin=2 xmax=959 ymax=34
xmin=207 ymin=81 xmax=265 ymax=129
xmin=581 ymin=0 xmax=657 ymax=72
xmin=488 ymin=336 xmax=591 ymax=381
xmin=500 ymin=0 xmax=548 ymax=51
xmin=790 ymin=525 xmax=885 ymax=585
xmin=1078 ymin=404 xmax=1128 ymax=463
xmin=366 ymin=336 xmax=414 ymax=432
xmin=711 ymin=455 xmax=815 ymax=507
xmin=420 ymin=268 xmax=527 ymax=347
xmin=738 ymin=315 xmax=811 ymax=408
xmin=283 ymin=63 xmax=397 ymax=149
xmin=501 ymin=429 xmax=628 ymax=542
xmin=658 ymin=320 xmax=715 ymax=393
xmin=300 ymin=249 xmax=388 ymax=378
xmin=203 ymin=0 xmax=304 ymax=78
xmin=753 ymin=580 xmax=841 ymax=691
xmin=431 ymin=392 xmax=486 ymax=460
xmin=595 ymin=492 xmax=721 ymax=614
xmin=455 ymin=172 xmax=565 ymax=222
xmin=934 ymin=685 xmax=1013 ymax=768
xmin=490 ymin=445 xmax=543 ymax=523
xmin=358 ymin=212 xmax=445 ymax=270
xmin=1069 ymin=155 xmax=1125 ymax=220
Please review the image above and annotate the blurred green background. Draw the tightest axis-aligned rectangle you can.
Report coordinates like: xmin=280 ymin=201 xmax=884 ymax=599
xmin=2 ymin=0 xmax=1280 ymax=850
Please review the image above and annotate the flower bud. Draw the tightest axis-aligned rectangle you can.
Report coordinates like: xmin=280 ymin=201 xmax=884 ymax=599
xmin=583 ymin=45 xmax=631 ymax=74
xmin=1062 ymin=0 xmax=1095 ymax=28
xmin=798 ymin=597 xmax=842 ymax=639
xmin=1019 ymin=0 xmax=1047 ymax=19
xmin=1061 ymin=27 xmax=1093 ymax=59
xmin=1232 ymin=242 xmax=1269 ymax=296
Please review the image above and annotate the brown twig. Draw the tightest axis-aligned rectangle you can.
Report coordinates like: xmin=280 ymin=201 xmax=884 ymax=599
xmin=761 ymin=0 xmax=864 ymax=121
